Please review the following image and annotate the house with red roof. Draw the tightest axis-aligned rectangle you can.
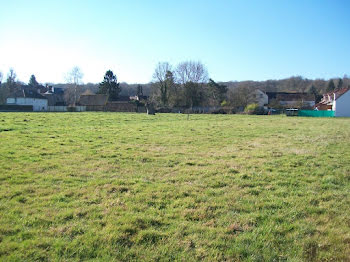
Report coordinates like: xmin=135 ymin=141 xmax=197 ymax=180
xmin=315 ymin=88 xmax=350 ymax=117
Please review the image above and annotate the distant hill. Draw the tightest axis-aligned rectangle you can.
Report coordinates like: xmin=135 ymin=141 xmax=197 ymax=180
xmin=50 ymin=76 xmax=349 ymax=97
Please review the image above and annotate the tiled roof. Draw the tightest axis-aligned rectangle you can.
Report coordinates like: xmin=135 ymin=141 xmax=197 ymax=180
xmin=266 ymin=92 xmax=314 ymax=101
xmin=276 ymin=93 xmax=314 ymax=101
xmin=9 ymin=89 xmax=47 ymax=99
xmin=321 ymin=88 xmax=349 ymax=102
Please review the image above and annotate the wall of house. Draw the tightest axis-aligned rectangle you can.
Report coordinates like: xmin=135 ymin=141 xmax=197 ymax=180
xmin=255 ymin=90 xmax=268 ymax=107
xmin=7 ymin=98 xmax=48 ymax=111
xmin=334 ymin=91 xmax=350 ymax=117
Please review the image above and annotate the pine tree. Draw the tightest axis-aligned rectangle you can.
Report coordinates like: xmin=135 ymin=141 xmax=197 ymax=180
xmin=337 ymin=78 xmax=343 ymax=89
xmin=98 ymin=70 xmax=121 ymax=101
xmin=309 ymin=85 xmax=322 ymax=103
xmin=29 ymin=75 xmax=39 ymax=88
xmin=326 ymin=80 xmax=336 ymax=92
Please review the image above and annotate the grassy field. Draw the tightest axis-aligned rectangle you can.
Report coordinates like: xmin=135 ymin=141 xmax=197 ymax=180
xmin=0 ymin=113 xmax=349 ymax=261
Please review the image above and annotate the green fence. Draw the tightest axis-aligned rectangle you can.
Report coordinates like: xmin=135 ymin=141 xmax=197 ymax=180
xmin=298 ymin=110 xmax=335 ymax=117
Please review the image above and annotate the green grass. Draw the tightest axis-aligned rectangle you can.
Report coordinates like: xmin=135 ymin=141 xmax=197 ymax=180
xmin=0 ymin=112 xmax=349 ymax=261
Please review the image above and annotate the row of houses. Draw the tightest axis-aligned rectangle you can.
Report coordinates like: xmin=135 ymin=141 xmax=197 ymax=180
xmin=5 ymin=86 xmax=65 ymax=111
xmin=4 ymin=88 xmax=146 ymax=112
xmin=4 ymin=87 xmax=350 ymax=117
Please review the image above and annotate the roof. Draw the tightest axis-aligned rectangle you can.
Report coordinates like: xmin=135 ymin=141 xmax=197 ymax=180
xmin=266 ymin=92 xmax=314 ymax=101
xmin=79 ymin=94 xmax=109 ymax=106
xmin=325 ymin=88 xmax=349 ymax=100
xmin=316 ymin=88 xmax=350 ymax=108
xmin=117 ymin=96 xmax=131 ymax=102
xmin=276 ymin=93 xmax=314 ymax=101
xmin=314 ymin=88 xmax=349 ymax=109
xmin=52 ymin=87 xmax=64 ymax=95
xmin=9 ymin=89 xmax=47 ymax=99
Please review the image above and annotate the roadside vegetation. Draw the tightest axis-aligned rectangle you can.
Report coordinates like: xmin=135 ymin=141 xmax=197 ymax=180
xmin=0 ymin=113 xmax=349 ymax=261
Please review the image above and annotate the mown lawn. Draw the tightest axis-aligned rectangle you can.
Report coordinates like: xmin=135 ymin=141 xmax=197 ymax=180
xmin=0 ymin=112 xmax=349 ymax=261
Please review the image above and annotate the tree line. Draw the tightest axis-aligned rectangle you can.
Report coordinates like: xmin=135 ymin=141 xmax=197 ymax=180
xmin=0 ymin=65 xmax=349 ymax=109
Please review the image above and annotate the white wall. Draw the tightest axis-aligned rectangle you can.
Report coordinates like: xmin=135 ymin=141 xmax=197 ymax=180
xmin=334 ymin=91 xmax=350 ymax=117
xmin=7 ymin=98 xmax=15 ymax=104
xmin=255 ymin=90 xmax=268 ymax=107
xmin=47 ymin=106 xmax=86 ymax=112
xmin=7 ymin=97 xmax=48 ymax=111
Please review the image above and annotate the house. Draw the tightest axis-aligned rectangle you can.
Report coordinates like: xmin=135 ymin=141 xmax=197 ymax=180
xmin=315 ymin=88 xmax=350 ymax=117
xmin=266 ymin=92 xmax=315 ymax=108
xmin=42 ymin=87 xmax=65 ymax=106
xmin=79 ymin=93 xmax=144 ymax=112
xmin=6 ymin=89 xmax=48 ymax=111
xmin=254 ymin=89 xmax=268 ymax=107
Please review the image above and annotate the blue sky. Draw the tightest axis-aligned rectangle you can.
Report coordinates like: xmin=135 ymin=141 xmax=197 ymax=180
xmin=0 ymin=0 xmax=349 ymax=84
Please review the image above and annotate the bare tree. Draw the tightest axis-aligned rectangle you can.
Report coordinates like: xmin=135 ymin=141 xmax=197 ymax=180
xmin=175 ymin=61 xmax=208 ymax=85
xmin=227 ymin=85 xmax=256 ymax=110
xmin=152 ymin=62 xmax=174 ymax=106
xmin=65 ymin=66 xmax=84 ymax=106
xmin=175 ymin=61 xmax=209 ymax=108
xmin=0 ymin=71 xmax=8 ymax=104
xmin=66 ymin=66 xmax=83 ymax=85
xmin=6 ymin=68 xmax=18 ymax=91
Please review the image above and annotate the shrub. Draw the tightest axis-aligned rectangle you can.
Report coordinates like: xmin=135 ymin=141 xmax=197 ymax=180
xmin=244 ymin=104 xmax=265 ymax=115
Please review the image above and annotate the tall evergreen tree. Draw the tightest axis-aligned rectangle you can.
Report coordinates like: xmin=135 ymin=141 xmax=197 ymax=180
xmin=98 ymin=70 xmax=121 ymax=101
xmin=337 ymin=78 xmax=343 ymax=89
xmin=326 ymin=80 xmax=336 ymax=92
xmin=309 ymin=84 xmax=322 ymax=103
xmin=208 ymin=79 xmax=227 ymax=105
xmin=137 ymin=85 xmax=143 ymax=96
xmin=29 ymin=75 xmax=39 ymax=88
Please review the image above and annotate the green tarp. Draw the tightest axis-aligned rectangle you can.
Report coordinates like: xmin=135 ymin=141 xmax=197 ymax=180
xmin=298 ymin=110 xmax=335 ymax=117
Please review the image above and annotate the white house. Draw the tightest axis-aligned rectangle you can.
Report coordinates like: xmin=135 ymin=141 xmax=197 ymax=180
xmin=334 ymin=89 xmax=350 ymax=117
xmin=254 ymin=89 xmax=269 ymax=107
xmin=7 ymin=89 xmax=48 ymax=111
xmin=315 ymin=88 xmax=350 ymax=117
